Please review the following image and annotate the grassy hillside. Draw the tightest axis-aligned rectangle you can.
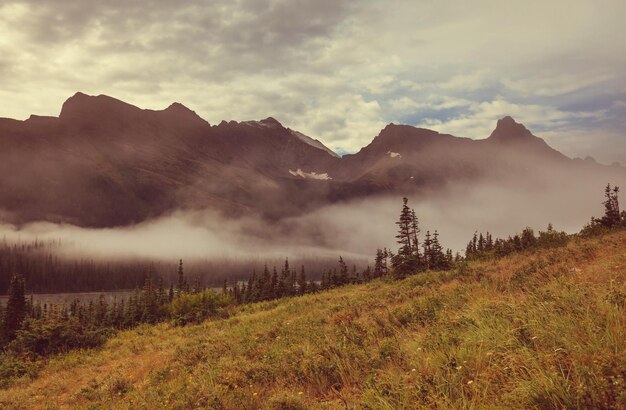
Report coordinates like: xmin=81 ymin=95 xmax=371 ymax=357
xmin=1 ymin=231 xmax=625 ymax=409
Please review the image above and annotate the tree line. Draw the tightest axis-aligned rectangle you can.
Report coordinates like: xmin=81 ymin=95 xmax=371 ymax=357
xmin=580 ymin=183 xmax=626 ymax=235
xmin=0 ymin=260 xmax=230 ymax=356
xmin=224 ymin=197 xmax=456 ymax=303
xmin=0 ymin=239 xmax=155 ymax=294
xmin=464 ymin=224 xmax=569 ymax=261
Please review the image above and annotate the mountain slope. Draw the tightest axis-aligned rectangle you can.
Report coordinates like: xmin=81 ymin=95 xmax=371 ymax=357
xmin=0 ymin=93 xmax=340 ymax=225
xmin=1 ymin=230 xmax=624 ymax=409
xmin=0 ymin=93 xmax=625 ymax=227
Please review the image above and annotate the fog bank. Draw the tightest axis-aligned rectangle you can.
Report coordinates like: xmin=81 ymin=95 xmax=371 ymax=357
xmin=0 ymin=178 xmax=615 ymax=266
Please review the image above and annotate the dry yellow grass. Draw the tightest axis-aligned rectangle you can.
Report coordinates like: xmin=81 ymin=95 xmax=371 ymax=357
xmin=1 ymin=231 xmax=625 ymax=409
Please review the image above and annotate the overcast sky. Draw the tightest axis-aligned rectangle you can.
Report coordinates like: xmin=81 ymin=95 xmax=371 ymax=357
xmin=1 ymin=0 xmax=625 ymax=162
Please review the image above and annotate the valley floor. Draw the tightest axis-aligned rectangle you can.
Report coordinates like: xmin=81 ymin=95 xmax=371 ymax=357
xmin=1 ymin=231 xmax=625 ymax=409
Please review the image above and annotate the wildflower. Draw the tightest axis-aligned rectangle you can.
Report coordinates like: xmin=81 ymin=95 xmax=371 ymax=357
xmin=456 ymin=366 xmax=462 ymax=370
xmin=467 ymin=380 xmax=473 ymax=385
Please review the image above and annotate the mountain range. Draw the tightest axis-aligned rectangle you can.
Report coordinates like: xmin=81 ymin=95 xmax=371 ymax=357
xmin=0 ymin=92 xmax=624 ymax=227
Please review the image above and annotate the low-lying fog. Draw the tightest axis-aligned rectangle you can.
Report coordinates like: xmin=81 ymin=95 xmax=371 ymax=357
xmin=0 ymin=178 xmax=614 ymax=271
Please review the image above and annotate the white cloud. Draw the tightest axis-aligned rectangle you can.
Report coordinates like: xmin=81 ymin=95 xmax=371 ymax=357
xmin=0 ymin=0 xmax=625 ymax=161
xmin=416 ymin=98 xmax=607 ymax=140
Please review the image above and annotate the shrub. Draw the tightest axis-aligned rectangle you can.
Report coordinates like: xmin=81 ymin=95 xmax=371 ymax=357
xmin=0 ymin=352 xmax=39 ymax=388
xmin=8 ymin=318 xmax=113 ymax=357
xmin=167 ymin=290 xmax=231 ymax=326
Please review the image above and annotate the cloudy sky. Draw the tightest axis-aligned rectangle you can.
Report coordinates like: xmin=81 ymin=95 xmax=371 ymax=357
xmin=1 ymin=0 xmax=625 ymax=162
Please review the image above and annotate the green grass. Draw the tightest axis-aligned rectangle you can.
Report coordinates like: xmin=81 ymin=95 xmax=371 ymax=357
xmin=1 ymin=231 xmax=625 ymax=409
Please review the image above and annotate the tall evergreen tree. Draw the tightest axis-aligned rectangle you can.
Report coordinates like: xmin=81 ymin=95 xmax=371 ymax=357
xmin=374 ymin=249 xmax=385 ymax=278
xmin=297 ymin=265 xmax=307 ymax=295
xmin=338 ymin=257 xmax=348 ymax=285
xmin=601 ymin=184 xmax=621 ymax=227
xmin=177 ymin=259 xmax=187 ymax=294
xmin=395 ymin=197 xmax=413 ymax=257
xmin=392 ymin=198 xmax=420 ymax=277
xmin=3 ymin=272 xmax=27 ymax=340
xmin=423 ymin=231 xmax=432 ymax=269
xmin=410 ymin=209 xmax=420 ymax=261
xmin=430 ymin=230 xmax=446 ymax=269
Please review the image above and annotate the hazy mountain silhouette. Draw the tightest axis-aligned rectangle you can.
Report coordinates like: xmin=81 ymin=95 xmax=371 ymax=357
xmin=0 ymin=93 xmax=623 ymax=227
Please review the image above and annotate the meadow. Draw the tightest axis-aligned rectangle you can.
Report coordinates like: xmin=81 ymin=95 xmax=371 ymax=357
xmin=0 ymin=230 xmax=624 ymax=409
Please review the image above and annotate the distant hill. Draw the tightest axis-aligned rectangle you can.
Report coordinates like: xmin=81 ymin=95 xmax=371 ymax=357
xmin=0 ymin=93 xmax=624 ymax=227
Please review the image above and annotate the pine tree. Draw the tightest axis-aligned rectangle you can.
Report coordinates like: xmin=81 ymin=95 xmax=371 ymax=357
xmin=233 ymin=282 xmax=242 ymax=304
xmin=392 ymin=198 xmax=421 ymax=277
xmin=156 ymin=276 xmax=166 ymax=306
xmin=176 ymin=259 xmax=187 ymax=294
xmin=395 ymin=198 xmax=413 ymax=256
xmin=320 ymin=270 xmax=329 ymax=290
xmin=521 ymin=227 xmax=536 ymax=249
xmin=246 ymin=270 xmax=256 ymax=302
xmin=410 ymin=209 xmax=421 ymax=261
xmin=374 ymin=249 xmax=385 ymax=277
xmin=601 ymin=184 xmax=621 ymax=227
xmin=423 ymin=231 xmax=432 ymax=269
xmin=430 ymin=230 xmax=446 ymax=269
xmin=338 ymin=257 xmax=348 ymax=285
xmin=141 ymin=275 xmax=158 ymax=323
xmin=297 ymin=265 xmax=307 ymax=295
xmin=486 ymin=232 xmax=494 ymax=250
xmin=363 ymin=265 xmax=372 ymax=282
xmin=465 ymin=240 xmax=475 ymax=260
xmin=2 ymin=273 xmax=27 ymax=341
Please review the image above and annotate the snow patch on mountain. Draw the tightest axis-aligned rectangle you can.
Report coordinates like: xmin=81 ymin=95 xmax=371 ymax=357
xmin=289 ymin=169 xmax=332 ymax=180
xmin=388 ymin=151 xmax=402 ymax=158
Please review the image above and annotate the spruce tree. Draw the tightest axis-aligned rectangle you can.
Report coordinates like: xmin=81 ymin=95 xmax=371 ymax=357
xmin=363 ymin=265 xmax=372 ymax=282
xmin=392 ymin=198 xmax=420 ymax=277
xmin=297 ymin=266 xmax=307 ymax=295
xmin=601 ymin=184 xmax=621 ymax=227
xmin=410 ymin=209 xmax=421 ymax=261
xmin=430 ymin=230 xmax=445 ymax=269
xmin=3 ymin=273 xmax=27 ymax=340
xmin=465 ymin=240 xmax=475 ymax=260
xmin=423 ymin=231 xmax=432 ymax=269
xmin=374 ymin=249 xmax=385 ymax=278
xmin=395 ymin=198 xmax=413 ymax=257
xmin=176 ymin=259 xmax=187 ymax=294
xmin=338 ymin=257 xmax=348 ymax=285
